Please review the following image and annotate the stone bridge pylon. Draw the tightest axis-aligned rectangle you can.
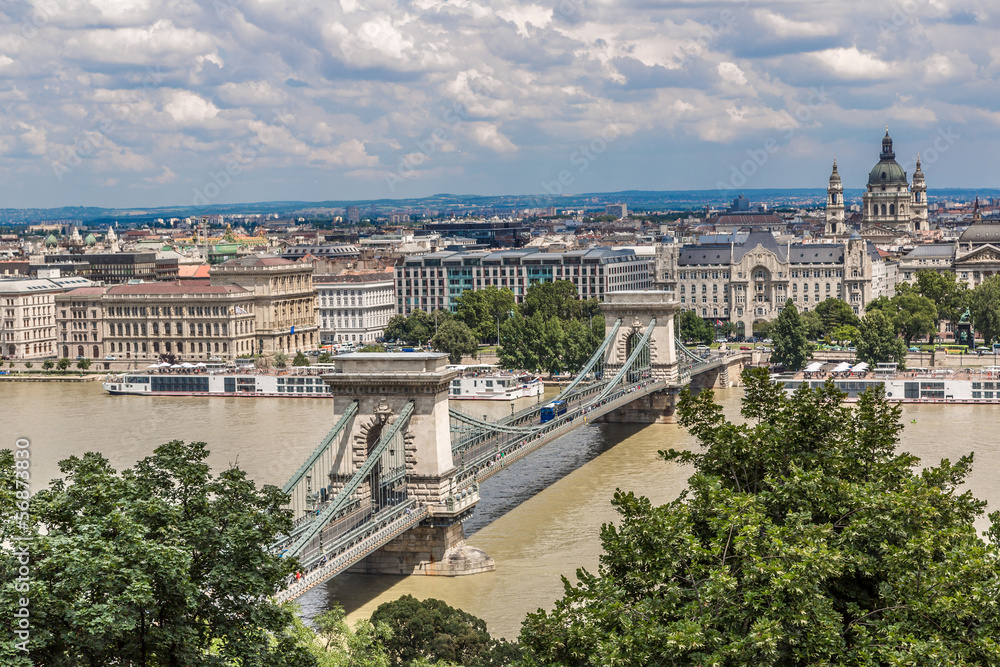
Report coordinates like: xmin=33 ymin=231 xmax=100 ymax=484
xmin=319 ymin=353 xmax=493 ymax=576
xmin=599 ymin=291 xmax=682 ymax=423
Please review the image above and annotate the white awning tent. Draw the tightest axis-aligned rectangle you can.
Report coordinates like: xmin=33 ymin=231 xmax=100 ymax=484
xmin=804 ymin=362 xmax=824 ymax=373
xmin=831 ymin=362 xmax=853 ymax=373
xmin=851 ymin=362 xmax=869 ymax=373
xmin=180 ymin=362 xmax=196 ymax=368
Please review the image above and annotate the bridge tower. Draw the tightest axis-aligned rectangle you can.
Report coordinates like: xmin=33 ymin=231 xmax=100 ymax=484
xmin=322 ymin=353 xmax=494 ymax=576
xmin=600 ymin=291 xmax=682 ymax=423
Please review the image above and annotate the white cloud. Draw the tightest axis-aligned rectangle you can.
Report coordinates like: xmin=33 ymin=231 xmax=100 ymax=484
xmin=811 ymin=47 xmax=893 ymax=79
xmin=163 ymin=91 xmax=219 ymax=125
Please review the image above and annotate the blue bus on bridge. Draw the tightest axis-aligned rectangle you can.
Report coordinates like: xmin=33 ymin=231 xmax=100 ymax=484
xmin=539 ymin=400 xmax=567 ymax=423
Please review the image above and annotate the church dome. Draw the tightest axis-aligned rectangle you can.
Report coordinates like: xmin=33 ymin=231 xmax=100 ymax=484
xmin=45 ymin=233 xmax=59 ymax=246
xmin=85 ymin=233 xmax=97 ymax=246
xmin=868 ymin=130 xmax=909 ymax=186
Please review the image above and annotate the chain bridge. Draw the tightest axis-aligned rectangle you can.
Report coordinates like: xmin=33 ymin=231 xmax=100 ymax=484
xmin=273 ymin=292 xmax=750 ymax=603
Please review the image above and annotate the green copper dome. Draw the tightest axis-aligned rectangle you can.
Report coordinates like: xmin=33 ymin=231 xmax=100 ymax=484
xmin=45 ymin=233 xmax=59 ymax=246
xmin=868 ymin=131 xmax=908 ymax=185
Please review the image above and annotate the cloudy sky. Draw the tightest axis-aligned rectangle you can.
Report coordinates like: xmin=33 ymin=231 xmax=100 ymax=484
xmin=0 ymin=0 xmax=997 ymax=208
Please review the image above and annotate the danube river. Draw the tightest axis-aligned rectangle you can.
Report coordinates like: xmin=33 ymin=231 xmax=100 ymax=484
xmin=2 ymin=380 xmax=998 ymax=639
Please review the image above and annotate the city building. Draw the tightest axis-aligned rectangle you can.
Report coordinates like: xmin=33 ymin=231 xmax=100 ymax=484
xmin=396 ymin=247 xmax=652 ymax=315
xmin=315 ymin=270 xmax=395 ymax=344
xmin=418 ymin=220 xmax=530 ymax=248
xmin=209 ymin=256 xmax=318 ymax=354
xmin=98 ymin=283 xmax=257 ymax=362
xmin=55 ymin=286 xmax=106 ymax=360
xmin=346 ymin=206 xmax=361 ymax=224
xmin=43 ymin=252 xmax=158 ymax=284
xmin=1 ymin=276 xmax=94 ymax=359
xmin=605 ymin=203 xmax=627 ymax=219
xmin=656 ymin=230 xmax=897 ymax=334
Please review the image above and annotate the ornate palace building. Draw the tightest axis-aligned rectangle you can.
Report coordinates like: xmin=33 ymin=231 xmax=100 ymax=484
xmin=656 ymin=231 xmax=897 ymax=333
xmin=826 ymin=130 xmax=929 ymax=237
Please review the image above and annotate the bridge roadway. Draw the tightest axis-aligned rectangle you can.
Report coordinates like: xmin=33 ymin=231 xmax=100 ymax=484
xmin=273 ymin=374 xmax=670 ymax=603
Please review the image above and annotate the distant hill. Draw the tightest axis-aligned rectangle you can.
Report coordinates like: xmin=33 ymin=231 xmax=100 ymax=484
xmin=2 ymin=188 xmax=998 ymax=225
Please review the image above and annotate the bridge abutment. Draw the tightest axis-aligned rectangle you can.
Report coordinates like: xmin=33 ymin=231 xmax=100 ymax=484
xmin=350 ymin=518 xmax=494 ymax=576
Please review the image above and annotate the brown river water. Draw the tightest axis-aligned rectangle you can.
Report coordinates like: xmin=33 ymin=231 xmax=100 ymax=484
xmin=1 ymin=381 xmax=997 ymax=639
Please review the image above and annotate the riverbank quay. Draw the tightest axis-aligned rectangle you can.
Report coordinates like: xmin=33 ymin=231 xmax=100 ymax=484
xmin=0 ymin=373 xmax=104 ymax=382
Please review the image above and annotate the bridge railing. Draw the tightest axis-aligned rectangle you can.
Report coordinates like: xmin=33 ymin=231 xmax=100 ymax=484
xmin=452 ymin=374 xmax=666 ymax=488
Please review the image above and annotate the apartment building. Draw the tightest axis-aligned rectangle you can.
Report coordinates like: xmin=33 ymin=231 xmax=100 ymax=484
xmin=395 ymin=247 xmax=652 ymax=315
xmin=1 ymin=276 xmax=94 ymax=359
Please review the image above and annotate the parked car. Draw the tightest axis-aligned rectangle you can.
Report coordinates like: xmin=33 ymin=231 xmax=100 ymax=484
xmin=739 ymin=345 xmax=751 ymax=351
xmin=104 ymin=355 xmax=116 ymax=360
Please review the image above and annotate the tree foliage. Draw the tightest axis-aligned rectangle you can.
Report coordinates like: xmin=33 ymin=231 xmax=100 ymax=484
xmin=866 ymin=293 xmax=937 ymax=345
xmin=293 ymin=351 xmax=310 ymax=366
xmin=855 ymin=309 xmax=907 ymax=367
xmin=676 ymin=310 xmax=713 ymax=345
xmin=370 ymin=595 xmax=520 ymax=667
xmin=969 ymin=275 xmax=1000 ymax=346
xmin=813 ymin=298 xmax=859 ymax=335
xmin=770 ymin=300 xmax=812 ymax=370
xmin=431 ymin=319 xmax=479 ymax=364
xmin=520 ymin=369 xmax=1000 ymax=665
xmin=0 ymin=441 xmax=304 ymax=667
xmin=454 ymin=286 xmax=516 ymax=344
xmin=901 ymin=270 xmax=968 ymax=327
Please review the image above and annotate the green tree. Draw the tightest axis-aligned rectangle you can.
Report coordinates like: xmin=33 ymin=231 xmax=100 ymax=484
xmin=905 ymin=269 xmax=968 ymax=327
xmin=273 ymin=351 xmax=289 ymax=368
xmin=431 ymin=319 xmax=479 ymax=364
xmin=856 ymin=309 xmax=907 ymax=367
xmin=42 ymin=360 xmax=54 ymax=371
xmin=385 ymin=314 xmax=411 ymax=343
xmin=892 ymin=292 xmax=938 ymax=345
xmin=56 ymin=358 xmax=71 ymax=371
xmin=371 ymin=595 xmax=521 ymax=667
xmin=770 ymin=300 xmax=812 ymax=370
xmin=293 ymin=351 xmax=310 ymax=366
xmin=318 ymin=352 xmax=333 ymax=363
xmin=0 ymin=441 xmax=305 ymax=666
xmin=814 ymin=297 xmax=859 ymax=335
xmin=969 ymin=275 xmax=1000 ymax=346
xmin=520 ymin=369 xmax=1000 ymax=665
xmin=830 ymin=324 xmax=860 ymax=346
xmin=454 ymin=286 xmax=516 ymax=343
xmin=521 ymin=281 xmax=599 ymax=321
xmin=23 ymin=362 xmax=32 ymax=369
xmin=676 ymin=310 xmax=712 ymax=345
xmin=799 ymin=309 xmax=824 ymax=341
xmin=76 ymin=358 xmax=91 ymax=370
xmin=290 ymin=605 xmax=392 ymax=667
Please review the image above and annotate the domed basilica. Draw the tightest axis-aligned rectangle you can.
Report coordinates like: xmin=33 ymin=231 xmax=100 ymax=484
xmin=825 ymin=130 xmax=929 ymax=236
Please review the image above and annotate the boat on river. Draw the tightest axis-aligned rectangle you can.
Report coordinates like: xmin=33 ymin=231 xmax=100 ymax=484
xmin=774 ymin=362 xmax=1000 ymax=403
xmin=104 ymin=362 xmax=542 ymax=400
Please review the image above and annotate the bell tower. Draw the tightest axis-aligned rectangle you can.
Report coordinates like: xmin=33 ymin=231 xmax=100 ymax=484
xmin=825 ymin=158 xmax=845 ymax=236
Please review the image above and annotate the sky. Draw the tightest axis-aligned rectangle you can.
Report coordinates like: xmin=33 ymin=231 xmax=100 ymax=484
xmin=0 ymin=0 xmax=998 ymax=209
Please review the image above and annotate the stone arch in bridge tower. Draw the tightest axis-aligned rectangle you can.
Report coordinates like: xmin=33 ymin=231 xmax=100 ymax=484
xmin=599 ymin=291 xmax=683 ymax=423
xmin=601 ymin=291 xmax=680 ymax=384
